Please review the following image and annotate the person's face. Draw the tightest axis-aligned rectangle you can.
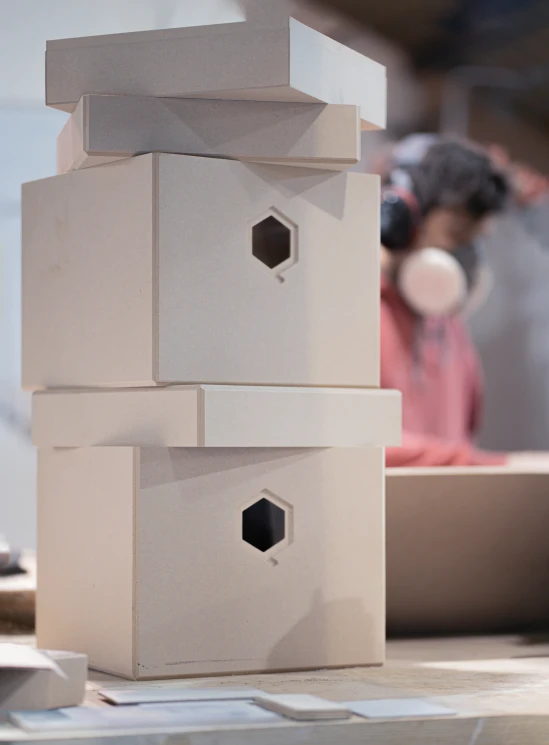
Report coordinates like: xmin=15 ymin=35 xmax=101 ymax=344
xmin=413 ymin=207 xmax=488 ymax=253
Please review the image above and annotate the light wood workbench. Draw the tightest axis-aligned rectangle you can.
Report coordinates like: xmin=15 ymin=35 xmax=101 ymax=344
xmin=2 ymin=634 xmax=549 ymax=743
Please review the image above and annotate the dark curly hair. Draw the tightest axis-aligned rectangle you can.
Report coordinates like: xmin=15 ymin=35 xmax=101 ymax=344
xmin=407 ymin=140 xmax=509 ymax=219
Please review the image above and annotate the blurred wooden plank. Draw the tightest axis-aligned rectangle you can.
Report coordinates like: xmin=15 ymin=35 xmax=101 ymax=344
xmin=386 ymin=466 xmax=549 ymax=635
xmin=0 ymin=552 xmax=35 ymax=632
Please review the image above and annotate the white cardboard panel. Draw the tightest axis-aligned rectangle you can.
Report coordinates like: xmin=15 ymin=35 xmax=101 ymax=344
xmin=22 ymin=155 xmax=155 ymax=391
xmin=23 ymin=154 xmax=380 ymax=390
xmin=45 ymin=19 xmax=386 ymax=130
xmin=57 ymin=96 xmax=361 ymax=174
xmin=157 ymin=155 xmax=379 ymax=387
xmin=37 ymin=446 xmax=385 ymax=679
xmin=37 ymin=447 xmax=136 ymax=679
xmin=137 ymin=446 xmax=385 ymax=678
xmin=32 ymin=387 xmax=200 ymax=447
xmin=31 ymin=386 xmax=401 ymax=448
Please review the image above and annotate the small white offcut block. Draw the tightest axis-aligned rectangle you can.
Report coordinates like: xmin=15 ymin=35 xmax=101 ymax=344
xmin=0 ymin=650 xmax=87 ymax=712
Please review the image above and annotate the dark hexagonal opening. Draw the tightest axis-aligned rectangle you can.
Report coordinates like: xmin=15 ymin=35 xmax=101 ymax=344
xmin=242 ymin=497 xmax=285 ymax=552
xmin=252 ymin=215 xmax=292 ymax=270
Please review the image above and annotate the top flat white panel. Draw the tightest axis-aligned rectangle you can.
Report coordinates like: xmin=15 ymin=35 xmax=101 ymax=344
xmin=45 ymin=18 xmax=386 ymax=130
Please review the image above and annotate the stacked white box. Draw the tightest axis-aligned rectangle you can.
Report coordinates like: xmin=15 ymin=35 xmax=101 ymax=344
xmin=56 ymin=96 xmax=362 ymax=173
xmin=23 ymin=153 xmax=380 ymax=389
xmin=23 ymin=10 xmax=400 ymax=680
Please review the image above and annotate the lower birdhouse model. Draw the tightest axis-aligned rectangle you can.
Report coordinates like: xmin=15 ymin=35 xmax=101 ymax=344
xmin=38 ymin=446 xmax=385 ymax=680
xmin=35 ymin=385 xmax=400 ymax=679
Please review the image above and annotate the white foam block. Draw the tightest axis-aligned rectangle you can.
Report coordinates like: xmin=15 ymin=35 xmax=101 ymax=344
xmin=23 ymin=154 xmax=380 ymax=390
xmin=254 ymin=694 xmax=351 ymax=720
xmin=45 ymin=18 xmax=386 ymax=130
xmin=37 ymin=446 xmax=385 ymax=679
xmin=0 ymin=650 xmax=87 ymax=712
xmin=31 ymin=386 xmax=401 ymax=448
xmin=57 ymin=96 xmax=361 ymax=174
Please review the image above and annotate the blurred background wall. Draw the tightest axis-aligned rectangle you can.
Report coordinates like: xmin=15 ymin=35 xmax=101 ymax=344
xmin=3 ymin=0 xmax=549 ymax=547
xmin=317 ymin=0 xmax=549 ymax=451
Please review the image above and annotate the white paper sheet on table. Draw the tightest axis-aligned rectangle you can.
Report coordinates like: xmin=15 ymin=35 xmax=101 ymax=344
xmin=140 ymin=701 xmax=283 ymax=725
xmin=11 ymin=700 xmax=283 ymax=733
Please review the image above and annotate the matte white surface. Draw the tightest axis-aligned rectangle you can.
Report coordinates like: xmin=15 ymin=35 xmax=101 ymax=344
xmin=137 ymin=446 xmax=385 ymax=679
xmin=56 ymin=96 xmax=361 ymax=173
xmin=23 ymin=154 xmax=380 ymax=390
xmin=37 ymin=446 xmax=385 ymax=679
xmin=32 ymin=387 xmax=200 ymax=447
xmin=157 ymin=156 xmax=379 ymax=387
xmin=22 ymin=155 xmax=154 ymax=390
xmin=45 ymin=19 xmax=386 ymax=130
xmin=345 ymin=699 xmax=455 ymax=720
xmin=37 ymin=448 xmax=136 ymax=679
xmin=31 ymin=386 xmax=401 ymax=448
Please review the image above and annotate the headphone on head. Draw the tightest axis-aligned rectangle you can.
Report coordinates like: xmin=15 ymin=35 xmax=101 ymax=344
xmin=380 ymin=134 xmax=438 ymax=252
xmin=380 ymin=168 xmax=423 ymax=252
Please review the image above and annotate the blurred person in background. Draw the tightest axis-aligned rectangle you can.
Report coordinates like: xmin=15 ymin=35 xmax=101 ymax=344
xmin=378 ymin=135 xmax=549 ymax=467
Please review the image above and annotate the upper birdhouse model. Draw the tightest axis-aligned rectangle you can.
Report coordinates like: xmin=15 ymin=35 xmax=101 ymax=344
xmin=23 ymin=11 xmax=387 ymax=391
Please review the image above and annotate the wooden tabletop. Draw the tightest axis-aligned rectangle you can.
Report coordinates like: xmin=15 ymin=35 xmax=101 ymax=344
xmin=2 ymin=634 xmax=549 ymax=743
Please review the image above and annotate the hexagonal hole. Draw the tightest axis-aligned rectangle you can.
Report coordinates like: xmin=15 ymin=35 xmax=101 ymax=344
xmin=242 ymin=497 xmax=285 ymax=553
xmin=252 ymin=211 xmax=296 ymax=273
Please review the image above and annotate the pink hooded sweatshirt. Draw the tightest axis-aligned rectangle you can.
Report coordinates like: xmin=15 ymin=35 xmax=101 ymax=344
xmin=380 ymin=274 xmax=508 ymax=467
